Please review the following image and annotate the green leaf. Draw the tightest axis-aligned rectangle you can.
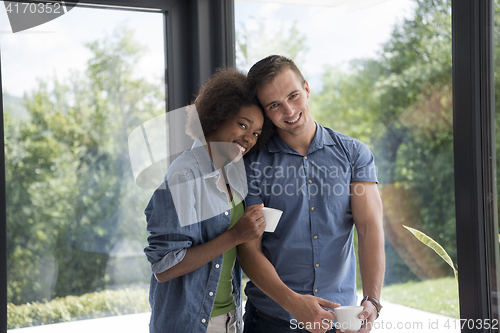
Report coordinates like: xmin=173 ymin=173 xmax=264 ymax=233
xmin=403 ymin=225 xmax=458 ymax=285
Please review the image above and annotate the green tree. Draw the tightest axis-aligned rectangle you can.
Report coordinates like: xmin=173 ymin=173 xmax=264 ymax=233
xmin=236 ymin=18 xmax=309 ymax=72
xmin=310 ymin=0 xmax=454 ymax=283
xmin=6 ymin=26 xmax=164 ymax=304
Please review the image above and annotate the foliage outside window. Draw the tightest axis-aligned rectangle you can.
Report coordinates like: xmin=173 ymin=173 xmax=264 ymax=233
xmin=5 ymin=23 xmax=163 ymax=328
xmin=236 ymin=0 xmax=459 ymax=316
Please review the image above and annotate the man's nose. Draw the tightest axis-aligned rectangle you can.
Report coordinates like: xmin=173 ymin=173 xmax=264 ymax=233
xmin=282 ymin=101 xmax=294 ymax=116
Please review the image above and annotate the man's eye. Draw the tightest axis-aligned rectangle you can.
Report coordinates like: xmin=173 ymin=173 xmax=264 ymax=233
xmin=269 ymin=103 xmax=279 ymax=110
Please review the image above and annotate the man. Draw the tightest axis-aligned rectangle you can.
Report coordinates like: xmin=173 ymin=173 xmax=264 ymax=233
xmin=238 ymin=55 xmax=385 ymax=333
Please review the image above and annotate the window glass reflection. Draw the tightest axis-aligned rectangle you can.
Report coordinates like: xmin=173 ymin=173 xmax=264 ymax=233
xmin=236 ymin=0 xmax=459 ymax=324
xmin=2 ymin=4 xmax=165 ymax=329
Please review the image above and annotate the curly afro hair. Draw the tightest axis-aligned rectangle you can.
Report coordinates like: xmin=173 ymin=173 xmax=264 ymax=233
xmin=186 ymin=67 xmax=275 ymax=153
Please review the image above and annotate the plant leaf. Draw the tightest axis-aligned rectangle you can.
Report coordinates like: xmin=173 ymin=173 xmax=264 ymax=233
xmin=403 ymin=225 xmax=458 ymax=285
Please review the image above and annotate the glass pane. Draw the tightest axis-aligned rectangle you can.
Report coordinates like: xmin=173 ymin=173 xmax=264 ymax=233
xmin=236 ymin=0 xmax=459 ymax=330
xmin=2 ymin=4 xmax=165 ymax=330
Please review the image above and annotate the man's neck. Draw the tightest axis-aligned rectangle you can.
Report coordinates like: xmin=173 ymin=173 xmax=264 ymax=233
xmin=278 ymin=122 xmax=317 ymax=156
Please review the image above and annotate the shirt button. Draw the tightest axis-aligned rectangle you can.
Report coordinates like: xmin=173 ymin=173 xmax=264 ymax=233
xmin=316 ymin=263 xmax=320 ymax=267
xmin=224 ymin=211 xmax=229 ymax=216
xmin=314 ymin=288 xmax=318 ymax=293
xmin=215 ymin=264 xmax=220 ymax=268
xmin=308 ymin=180 xmax=312 ymax=184
xmin=202 ymin=319 xmax=206 ymax=323
xmin=209 ymin=291 xmax=214 ymax=296
xmin=304 ymin=156 xmax=308 ymax=159
xmin=311 ymin=207 xmax=315 ymax=211
xmin=313 ymin=235 xmax=318 ymax=239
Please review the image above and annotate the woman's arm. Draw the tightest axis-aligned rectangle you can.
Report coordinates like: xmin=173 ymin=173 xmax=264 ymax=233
xmin=155 ymin=203 xmax=265 ymax=283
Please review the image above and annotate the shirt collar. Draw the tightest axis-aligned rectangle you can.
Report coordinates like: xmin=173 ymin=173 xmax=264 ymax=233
xmin=267 ymin=122 xmax=335 ymax=155
xmin=191 ymin=139 xmax=248 ymax=197
xmin=191 ymin=139 xmax=217 ymax=178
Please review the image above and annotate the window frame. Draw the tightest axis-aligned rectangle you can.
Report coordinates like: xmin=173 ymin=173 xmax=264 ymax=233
xmin=1 ymin=0 xmax=500 ymax=332
xmin=0 ymin=0 xmax=235 ymax=331
xmin=452 ymin=0 xmax=500 ymax=330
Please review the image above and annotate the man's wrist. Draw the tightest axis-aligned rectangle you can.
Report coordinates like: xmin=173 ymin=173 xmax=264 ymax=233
xmin=282 ymin=290 xmax=301 ymax=314
xmin=360 ymin=295 xmax=382 ymax=319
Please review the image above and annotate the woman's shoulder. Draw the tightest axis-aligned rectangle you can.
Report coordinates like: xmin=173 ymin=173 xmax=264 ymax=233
xmin=165 ymin=150 xmax=201 ymax=182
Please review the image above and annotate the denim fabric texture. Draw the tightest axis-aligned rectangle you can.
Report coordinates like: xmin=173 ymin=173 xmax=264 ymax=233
xmin=243 ymin=123 xmax=378 ymax=322
xmin=144 ymin=140 xmax=246 ymax=333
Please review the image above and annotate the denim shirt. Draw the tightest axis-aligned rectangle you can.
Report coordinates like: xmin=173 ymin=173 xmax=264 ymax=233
xmin=243 ymin=123 xmax=378 ymax=321
xmin=144 ymin=139 xmax=247 ymax=333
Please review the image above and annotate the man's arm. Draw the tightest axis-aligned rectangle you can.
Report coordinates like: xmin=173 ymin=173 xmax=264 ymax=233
xmin=237 ymin=218 xmax=338 ymax=333
xmin=350 ymin=181 xmax=385 ymax=333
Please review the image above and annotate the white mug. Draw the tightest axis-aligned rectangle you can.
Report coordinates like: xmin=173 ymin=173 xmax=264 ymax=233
xmin=334 ymin=306 xmax=364 ymax=332
xmin=261 ymin=207 xmax=283 ymax=232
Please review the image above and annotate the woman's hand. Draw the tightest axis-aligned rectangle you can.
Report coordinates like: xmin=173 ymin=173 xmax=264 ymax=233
xmin=154 ymin=203 xmax=265 ymax=283
xmin=231 ymin=203 xmax=266 ymax=244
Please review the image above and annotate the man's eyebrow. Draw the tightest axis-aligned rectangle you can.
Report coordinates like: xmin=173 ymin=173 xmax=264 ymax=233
xmin=264 ymin=90 xmax=300 ymax=108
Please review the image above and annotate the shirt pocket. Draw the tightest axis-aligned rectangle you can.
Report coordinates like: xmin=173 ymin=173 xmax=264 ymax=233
xmin=324 ymin=166 xmax=351 ymax=212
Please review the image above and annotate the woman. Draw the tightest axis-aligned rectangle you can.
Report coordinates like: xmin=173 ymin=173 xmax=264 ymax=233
xmin=144 ymin=68 xmax=271 ymax=333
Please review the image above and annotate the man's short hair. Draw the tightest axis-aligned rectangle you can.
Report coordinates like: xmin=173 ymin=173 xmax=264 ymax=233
xmin=247 ymin=55 xmax=305 ymax=93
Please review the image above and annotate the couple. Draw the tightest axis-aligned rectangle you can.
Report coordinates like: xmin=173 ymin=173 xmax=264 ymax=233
xmin=144 ymin=55 xmax=385 ymax=333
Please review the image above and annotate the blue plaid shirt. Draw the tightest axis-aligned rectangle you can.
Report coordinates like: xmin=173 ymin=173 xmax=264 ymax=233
xmin=243 ymin=123 xmax=378 ymax=321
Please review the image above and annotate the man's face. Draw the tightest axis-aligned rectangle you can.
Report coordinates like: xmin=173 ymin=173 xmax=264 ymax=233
xmin=256 ymin=69 xmax=312 ymax=138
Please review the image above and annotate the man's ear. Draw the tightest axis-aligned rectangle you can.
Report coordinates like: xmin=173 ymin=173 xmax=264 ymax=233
xmin=303 ymin=80 xmax=311 ymax=99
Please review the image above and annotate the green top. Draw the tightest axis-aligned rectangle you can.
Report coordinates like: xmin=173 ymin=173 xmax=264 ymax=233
xmin=211 ymin=196 xmax=244 ymax=317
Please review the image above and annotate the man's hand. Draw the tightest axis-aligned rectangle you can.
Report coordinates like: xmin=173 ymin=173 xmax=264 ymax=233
xmin=287 ymin=294 xmax=339 ymax=333
xmin=343 ymin=300 xmax=376 ymax=333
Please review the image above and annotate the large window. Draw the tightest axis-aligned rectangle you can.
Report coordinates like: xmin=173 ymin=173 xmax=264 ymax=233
xmin=2 ymin=3 xmax=165 ymax=330
xmin=1 ymin=1 xmax=235 ymax=331
xmin=1 ymin=0 xmax=499 ymax=332
xmin=236 ymin=0 xmax=459 ymax=328
xmin=237 ymin=0 xmax=500 ymax=330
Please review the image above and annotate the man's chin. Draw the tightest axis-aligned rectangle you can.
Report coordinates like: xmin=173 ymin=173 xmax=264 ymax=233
xmin=278 ymin=124 xmax=308 ymax=137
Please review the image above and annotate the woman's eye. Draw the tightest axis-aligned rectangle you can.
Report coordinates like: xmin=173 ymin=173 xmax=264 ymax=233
xmin=239 ymin=123 xmax=247 ymax=129
xmin=254 ymin=133 xmax=260 ymax=138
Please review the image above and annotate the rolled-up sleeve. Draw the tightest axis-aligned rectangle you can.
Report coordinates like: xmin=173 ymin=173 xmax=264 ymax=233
xmin=144 ymin=171 xmax=198 ymax=273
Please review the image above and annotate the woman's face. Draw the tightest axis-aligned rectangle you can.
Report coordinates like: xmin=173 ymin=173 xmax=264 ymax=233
xmin=206 ymin=104 xmax=264 ymax=162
